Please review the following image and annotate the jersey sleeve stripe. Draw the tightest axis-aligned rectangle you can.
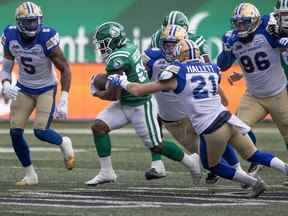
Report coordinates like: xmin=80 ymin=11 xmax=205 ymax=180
xmin=106 ymin=53 xmax=129 ymax=65
xmin=106 ymin=51 xmax=130 ymax=63
xmin=194 ymin=36 xmax=204 ymax=44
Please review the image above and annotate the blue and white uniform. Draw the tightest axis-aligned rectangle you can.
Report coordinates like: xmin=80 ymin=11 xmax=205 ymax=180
xmin=2 ymin=25 xmax=59 ymax=94
xmin=218 ymin=16 xmax=287 ymax=97
xmin=170 ymin=60 xmax=250 ymax=135
xmin=143 ymin=48 xmax=187 ymax=121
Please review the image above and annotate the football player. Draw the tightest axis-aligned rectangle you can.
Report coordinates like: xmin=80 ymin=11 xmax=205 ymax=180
xmin=217 ymin=2 xmax=288 ymax=185
xmin=108 ymin=39 xmax=288 ymax=198
xmin=0 ymin=1 xmax=75 ymax=186
xmin=144 ymin=24 xmax=245 ymax=184
xmin=85 ymin=21 xmax=201 ymax=186
xmin=150 ymin=11 xmax=230 ymax=183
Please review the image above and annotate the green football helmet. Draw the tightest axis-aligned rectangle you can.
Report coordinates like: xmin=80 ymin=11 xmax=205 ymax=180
xmin=162 ymin=10 xmax=189 ymax=31
xmin=274 ymin=0 xmax=288 ymax=34
xmin=93 ymin=22 xmax=127 ymax=59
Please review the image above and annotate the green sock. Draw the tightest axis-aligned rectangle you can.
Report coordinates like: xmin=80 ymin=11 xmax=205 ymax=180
xmin=93 ymin=133 xmax=111 ymax=157
xmin=151 ymin=152 xmax=162 ymax=161
xmin=161 ymin=139 xmax=184 ymax=162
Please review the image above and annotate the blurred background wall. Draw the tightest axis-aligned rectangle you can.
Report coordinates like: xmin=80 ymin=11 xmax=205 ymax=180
xmin=0 ymin=0 xmax=276 ymax=120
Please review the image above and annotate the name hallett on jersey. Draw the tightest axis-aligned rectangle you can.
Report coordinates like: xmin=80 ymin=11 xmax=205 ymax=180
xmin=186 ymin=64 xmax=215 ymax=73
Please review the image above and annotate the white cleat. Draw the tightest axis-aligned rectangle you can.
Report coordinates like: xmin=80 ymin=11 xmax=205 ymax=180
xmin=16 ymin=174 xmax=38 ymax=186
xmin=60 ymin=136 xmax=75 ymax=170
xmin=85 ymin=170 xmax=117 ymax=186
xmin=249 ymin=178 xmax=268 ymax=198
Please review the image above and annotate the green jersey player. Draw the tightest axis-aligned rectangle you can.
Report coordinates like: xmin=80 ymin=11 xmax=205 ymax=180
xmin=150 ymin=10 xmax=210 ymax=63
xmin=86 ymin=22 xmax=200 ymax=185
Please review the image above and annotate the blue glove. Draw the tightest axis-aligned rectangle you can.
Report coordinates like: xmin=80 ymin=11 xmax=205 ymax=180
xmin=223 ymin=31 xmax=238 ymax=51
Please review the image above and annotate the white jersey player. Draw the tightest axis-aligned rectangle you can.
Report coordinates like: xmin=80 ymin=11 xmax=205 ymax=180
xmin=217 ymin=3 xmax=288 ymax=184
xmin=108 ymin=38 xmax=288 ymax=198
xmin=0 ymin=1 xmax=75 ymax=186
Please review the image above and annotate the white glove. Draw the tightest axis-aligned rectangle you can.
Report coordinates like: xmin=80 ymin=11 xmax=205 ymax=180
xmin=90 ymin=74 xmax=99 ymax=95
xmin=55 ymin=91 xmax=69 ymax=120
xmin=2 ymin=81 xmax=19 ymax=100
xmin=107 ymin=73 xmax=129 ymax=90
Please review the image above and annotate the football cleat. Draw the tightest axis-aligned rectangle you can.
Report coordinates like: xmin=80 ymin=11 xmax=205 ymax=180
xmin=205 ymin=172 xmax=221 ymax=185
xmin=85 ymin=170 xmax=117 ymax=186
xmin=249 ymin=178 xmax=268 ymax=198
xmin=59 ymin=136 xmax=75 ymax=170
xmin=241 ymin=164 xmax=263 ymax=189
xmin=145 ymin=168 xmax=167 ymax=180
xmin=16 ymin=174 xmax=38 ymax=186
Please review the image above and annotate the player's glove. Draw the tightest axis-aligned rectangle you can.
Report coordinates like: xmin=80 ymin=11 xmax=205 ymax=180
xmin=223 ymin=31 xmax=238 ymax=51
xmin=227 ymin=72 xmax=243 ymax=85
xmin=266 ymin=13 xmax=280 ymax=35
xmin=108 ymin=73 xmax=129 ymax=90
xmin=2 ymin=81 xmax=19 ymax=101
xmin=55 ymin=91 xmax=69 ymax=120
xmin=279 ymin=37 xmax=288 ymax=47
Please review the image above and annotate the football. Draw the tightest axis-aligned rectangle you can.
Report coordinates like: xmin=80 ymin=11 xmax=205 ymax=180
xmin=92 ymin=73 xmax=108 ymax=90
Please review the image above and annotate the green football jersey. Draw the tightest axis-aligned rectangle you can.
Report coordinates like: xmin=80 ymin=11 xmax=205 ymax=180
xmin=105 ymin=40 xmax=151 ymax=106
xmin=150 ymin=28 xmax=209 ymax=56
xmin=281 ymin=52 xmax=288 ymax=80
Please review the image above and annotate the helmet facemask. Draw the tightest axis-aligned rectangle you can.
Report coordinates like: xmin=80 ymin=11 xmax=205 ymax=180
xmin=93 ymin=37 xmax=113 ymax=60
xmin=17 ymin=16 xmax=42 ymax=38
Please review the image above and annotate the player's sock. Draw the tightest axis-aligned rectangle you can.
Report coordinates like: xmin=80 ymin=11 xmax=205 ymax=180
xmin=24 ymin=165 xmax=37 ymax=177
xmin=233 ymin=162 xmax=245 ymax=172
xmin=94 ymin=133 xmax=111 ymax=157
xmin=269 ymin=157 xmax=287 ymax=174
xmin=98 ymin=156 xmax=113 ymax=171
xmin=151 ymin=152 xmax=162 ymax=161
xmin=10 ymin=128 xmax=31 ymax=167
xmin=222 ymin=144 xmax=239 ymax=166
xmin=34 ymin=128 xmax=62 ymax=145
xmin=210 ymin=160 xmax=257 ymax=186
xmin=247 ymin=150 xmax=274 ymax=167
xmin=160 ymin=139 xmax=184 ymax=161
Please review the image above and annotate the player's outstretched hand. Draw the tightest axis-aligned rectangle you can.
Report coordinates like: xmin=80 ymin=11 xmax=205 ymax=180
xmin=108 ymin=73 xmax=128 ymax=89
xmin=2 ymin=82 xmax=19 ymax=101
xmin=55 ymin=91 xmax=68 ymax=120
xmin=228 ymin=72 xmax=243 ymax=85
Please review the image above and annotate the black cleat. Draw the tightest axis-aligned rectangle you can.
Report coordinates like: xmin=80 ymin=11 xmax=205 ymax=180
xmin=205 ymin=172 xmax=220 ymax=185
xmin=145 ymin=168 xmax=166 ymax=180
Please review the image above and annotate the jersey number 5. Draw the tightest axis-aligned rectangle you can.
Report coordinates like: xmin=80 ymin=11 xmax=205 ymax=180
xmin=21 ymin=57 xmax=36 ymax=74
xmin=239 ymin=52 xmax=271 ymax=73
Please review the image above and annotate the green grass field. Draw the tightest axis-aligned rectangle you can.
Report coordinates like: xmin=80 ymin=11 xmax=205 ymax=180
xmin=0 ymin=121 xmax=287 ymax=216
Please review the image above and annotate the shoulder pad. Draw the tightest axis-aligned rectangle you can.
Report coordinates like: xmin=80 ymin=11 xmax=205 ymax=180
xmin=158 ymin=64 xmax=181 ymax=81
xmin=39 ymin=26 xmax=59 ymax=51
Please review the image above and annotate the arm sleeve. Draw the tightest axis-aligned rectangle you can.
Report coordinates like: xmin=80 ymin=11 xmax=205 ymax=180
xmin=217 ymin=50 xmax=236 ymax=71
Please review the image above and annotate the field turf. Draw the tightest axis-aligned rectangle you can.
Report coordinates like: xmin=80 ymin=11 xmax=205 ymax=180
xmin=0 ymin=121 xmax=287 ymax=216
